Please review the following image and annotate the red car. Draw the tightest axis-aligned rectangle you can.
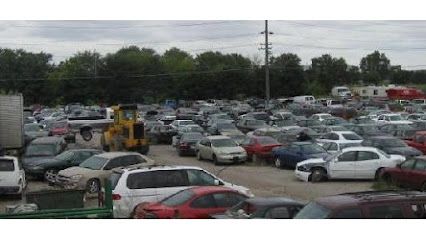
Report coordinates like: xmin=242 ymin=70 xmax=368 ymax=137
xmin=381 ymin=156 xmax=426 ymax=191
xmin=241 ymin=136 xmax=282 ymax=162
xmin=405 ymin=131 xmax=426 ymax=154
xmin=134 ymin=186 xmax=248 ymax=219
xmin=48 ymin=121 xmax=75 ymax=143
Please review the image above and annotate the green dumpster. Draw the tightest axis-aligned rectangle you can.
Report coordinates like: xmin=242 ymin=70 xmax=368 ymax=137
xmin=26 ymin=189 xmax=86 ymax=210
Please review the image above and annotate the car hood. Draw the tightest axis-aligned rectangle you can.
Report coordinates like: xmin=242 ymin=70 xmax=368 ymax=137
xmin=214 ymin=146 xmax=245 ymax=154
xmin=297 ymin=158 xmax=326 ymax=167
xmin=58 ymin=166 xmax=97 ymax=177
xmin=385 ymin=147 xmax=422 ymax=157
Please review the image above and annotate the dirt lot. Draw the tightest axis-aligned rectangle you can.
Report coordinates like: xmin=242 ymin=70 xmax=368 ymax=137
xmin=0 ymin=133 xmax=373 ymax=214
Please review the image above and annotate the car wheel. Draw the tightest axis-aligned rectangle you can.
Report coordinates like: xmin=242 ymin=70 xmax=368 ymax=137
xmin=213 ymin=154 xmax=219 ymax=165
xmin=275 ymin=158 xmax=282 ymax=169
xmin=374 ymin=168 xmax=384 ymax=180
xmin=86 ymin=179 xmax=101 ymax=194
xmin=44 ymin=169 xmax=58 ymax=182
xmin=421 ymin=182 xmax=426 ymax=192
xmin=311 ymin=168 xmax=326 ymax=182
xmin=196 ymin=151 xmax=203 ymax=161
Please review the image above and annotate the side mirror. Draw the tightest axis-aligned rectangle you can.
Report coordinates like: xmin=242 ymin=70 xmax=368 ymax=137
xmin=214 ymin=179 xmax=224 ymax=186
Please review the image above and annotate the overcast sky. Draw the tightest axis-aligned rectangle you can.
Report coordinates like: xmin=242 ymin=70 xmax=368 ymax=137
xmin=1 ymin=20 xmax=426 ymax=70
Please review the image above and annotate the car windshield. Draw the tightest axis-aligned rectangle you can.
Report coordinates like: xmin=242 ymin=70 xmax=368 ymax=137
xmin=211 ymin=138 xmax=238 ymax=147
xmin=294 ymin=202 xmax=331 ymax=219
xmin=55 ymin=151 xmax=75 ymax=161
xmin=217 ymin=123 xmax=237 ymax=130
xmin=79 ymin=156 xmax=108 ymax=170
xmin=25 ymin=144 xmax=56 ymax=156
xmin=257 ymin=137 xmax=280 ymax=145
xmin=301 ymin=144 xmax=326 ymax=154
xmin=389 ymin=115 xmax=402 ymax=121
xmin=25 ymin=124 xmax=42 ymax=132
xmin=182 ymin=133 xmax=203 ymax=141
xmin=162 ymin=189 xmax=195 ymax=207
xmin=342 ymin=134 xmax=362 ymax=140
xmin=382 ymin=138 xmax=407 ymax=148
xmin=274 ymin=120 xmax=296 ymax=127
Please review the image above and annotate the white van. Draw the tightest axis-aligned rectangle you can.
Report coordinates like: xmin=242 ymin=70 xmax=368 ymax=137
xmin=110 ymin=165 xmax=253 ymax=218
xmin=331 ymin=86 xmax=352 ymax=98
xmin=292 ymin=95 xmax=316 ymax=105
xmin=0 ymin=156 xmax=26 ymax=195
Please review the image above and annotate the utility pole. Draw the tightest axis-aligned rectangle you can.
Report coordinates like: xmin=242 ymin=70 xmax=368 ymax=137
xmin=93 ymin=49 xmax=97 ymax=79
xmin=260 ymin=20 xmax=273 ymax=109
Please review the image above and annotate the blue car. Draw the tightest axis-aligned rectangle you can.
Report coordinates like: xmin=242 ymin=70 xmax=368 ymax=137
xmin=272 ymin=142 xmax=330 ymax=169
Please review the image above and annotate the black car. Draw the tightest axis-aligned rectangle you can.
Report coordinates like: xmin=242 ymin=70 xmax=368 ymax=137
xmin=211 ymin=197 xmax=304 ymax=219
xmin=147 ymin=125 xmax=178 ymax=144
xmin=296 ymin=119 xmax=321 ymax=128
xmin=25 ymin=149 xmax=102 ymax=181
xmin=379 ymin=124 xmax=416 ymax=139
xmin=22 ymin=136 xmax=67 ymax=176
xmin=175 ymin=132 xmax=204 ymax=156
xmin=361 ymin=136 xmax=422 ymax=157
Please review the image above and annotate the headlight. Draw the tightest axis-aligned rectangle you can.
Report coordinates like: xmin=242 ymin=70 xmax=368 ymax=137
xmin=70 ymin=174 xmax=83 ymax=181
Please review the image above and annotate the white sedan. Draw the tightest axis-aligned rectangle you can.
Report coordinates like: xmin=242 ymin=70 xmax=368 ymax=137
xmin=295 ymin=146 xmax=405 ymax=182
xmin=316 ymin=131 xmax=363 ymax=145
xmin=376 ymin=114 xmax=412 ymax=125
xmin=195 ymin=136 xmax=247 ymax=165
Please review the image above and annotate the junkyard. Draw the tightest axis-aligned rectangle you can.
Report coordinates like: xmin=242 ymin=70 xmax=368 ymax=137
xmin=1 ymin=19 xmax=426 ymax=220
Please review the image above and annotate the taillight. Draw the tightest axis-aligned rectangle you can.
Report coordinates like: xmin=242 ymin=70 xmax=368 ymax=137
xmin=112 ymin=193 xmax=121 ymax=201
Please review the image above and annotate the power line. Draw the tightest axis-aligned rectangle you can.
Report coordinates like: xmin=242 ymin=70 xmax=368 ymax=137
xmin=273 ymin=42 xmax=426 ymax=51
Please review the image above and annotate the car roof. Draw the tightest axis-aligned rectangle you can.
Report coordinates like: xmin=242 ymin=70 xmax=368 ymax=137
xmin=291 ymin=142 xmax=316 ymax=146
xmin=314 ymin=191 xmax=426 ymax=210
xmin=30 ymin=136 xmax=63 ymax=144
xmin=95 ymin=151 xmax=140 ymax=159
xmin=66 ymin=149 xmax=101 ymax=152
xmin=245 ymin=197 xmax=303 ymax=206
xmin=188 ymin=186 xmax=238 ymax=195
xmin=331 ymin=131 xmax=356 ymax=134
xmin=206 ymin=135 xmax=231 ymax=140
xmin=367 ymin=135 xmax=398 ymax=140
xmin=118 ymin=165 xmax=204 ymax=174
xmin=341 ymin=146 xmax=378 ymax=152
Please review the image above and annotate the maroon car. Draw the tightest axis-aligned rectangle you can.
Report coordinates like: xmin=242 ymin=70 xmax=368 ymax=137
xmin=48 ymin=121 xmax=75 ymax=143
xmin=381 ymin=156 xmax=426 ymax=191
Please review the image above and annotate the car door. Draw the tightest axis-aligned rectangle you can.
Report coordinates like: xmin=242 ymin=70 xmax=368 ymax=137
xmin=408 ymin=159 xmax=426 ymax=189
xmin=154 ymin=170 xmax=190 ymax=202
xmin=355 ymin=151 xmax=381 ymax=179
xmin=411 ymin=135 xmax=426 ymax=154
xmin=188 ymin=194 xmax=218 ymax=218
xmin=392 ymin=159 xmax=416 ymax=185
xmin=124 ymin=171 xmax=160 ymax=213
xmin=197 ymin=139 xmax=208 ymax=159
xmin=201 ymin=140 xmax=213 ymax=160
xmin=242 ymin=138 xmax=256 ymax=156
xmin=328 ymin=151 xmax=357 ymax=179
xmin=285 ymin=145 xmax=302 ymax=166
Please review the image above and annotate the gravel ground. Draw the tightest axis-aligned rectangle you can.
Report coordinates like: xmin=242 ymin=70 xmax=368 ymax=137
xmin=1 ymin=133 xmax=373 ymax=214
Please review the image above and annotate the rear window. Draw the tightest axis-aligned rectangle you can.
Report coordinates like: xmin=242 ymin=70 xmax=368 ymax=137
xmin=110 ymin=172 xmax=122 ymax=190
xmin=0 ymin=159 xmax=15 ymax=171
xmin=342 ymin=134 xmax=363 ymax=140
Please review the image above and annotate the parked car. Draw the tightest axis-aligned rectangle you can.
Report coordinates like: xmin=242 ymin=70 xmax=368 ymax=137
xmin=295 ymin=190 xmax=426 ymax=218
xmin=195 ymin=136 xmax=247 ymax=165
xmin=347 ymin=124 xmax=384 ymax=138
xmin=311 ymin=125 xmax=348 ymax=135
xmin=379 ymin=123 xmax=416 ymax=139
xmin=296 ymin=119 xmax=322 ymax=128
xmin=272 ymin=142 xmax=329 ymax=169
xmin=147 ymin=125 xmax=178 ymax=144
xmin=134 ymin=186 xmax=248 ymax=219
xmin=241 ymin=136 xmax=282 ymax=163
xmin=24 ymin=149 xmax=102 ymax=182
xmin=111 ymin=165 xmax=253 ymax=218
xmin=24 ymin=123 xmax=49 ymax=145
xmin=170 ymin=120 xmax=196 ymax=129
xmin=47 ymin=120 xmax=75 ymax=143
xmin=310 ymin=113 xmax=332 ymax=122
xmin=22 ymin=136 xmax=67 ymax=173
xmin=144 ymin=120 xmax=163 ymax=131
xmin=320 ymin=142 xmax=361 ymax=154
xmin=362 ymin=135 xmax=422 ymax=158
xmin=376 ymin=114 xmax=413 ymax=125
xmin=248 ymin=127 xmax=282 ymax=139
xmin=207 ymin=122 xmax=242 ymax=136
xmin=0 ymin=155 xmax=26 ymax=195
xmin=211 ymin=197 xmax=304 ymax=219
xmin=316 ymin=131 xmax=363 ymax=145
xmin=277 ymin=127 xmax=320 ymax=144
xmin=236 ymin=119 xmax=268 ymax=134
xmin=380 ymin=157 xmax=426 ymax=191
xmin=56 ymin=152 xmax=155 ymax=193
xmin=176 ymin=132 xmax=204 ymax=156
xmin=295 ymin=146 xmax=405 ymax=182
xmin=405 ymin=131 xmax=426 ymax=154
xmin=322 ymin=117 xmax=349 ymax=126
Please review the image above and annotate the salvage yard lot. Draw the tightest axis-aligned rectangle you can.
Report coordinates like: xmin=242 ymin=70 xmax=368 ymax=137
xmin=1 ymin=133 xmax=372 ymax=213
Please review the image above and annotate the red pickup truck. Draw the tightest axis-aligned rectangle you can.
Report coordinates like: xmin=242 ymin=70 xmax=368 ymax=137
xmin=405 ymin=131 xmax=426 ymax=154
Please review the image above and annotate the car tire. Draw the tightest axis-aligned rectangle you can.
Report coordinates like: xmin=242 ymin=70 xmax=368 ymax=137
xmin=86 ymin=179 xmax=101 ymax=194
xmin=311 ymin=168 xmax=326 ymax=183
xmin=421 ymin=182 xmax=426 ymax=192
xmin=213 ymin=154 xmax=219 ymax=165
xmin=375 ymin=168 xmax=384 ymax=181
xmin=44 ymin=169 xmax=58 ymax=183
xmin=274 ymin=158 xmax=282 ymax=169
xmin=196 ymin=151 xmax=203 ymax=161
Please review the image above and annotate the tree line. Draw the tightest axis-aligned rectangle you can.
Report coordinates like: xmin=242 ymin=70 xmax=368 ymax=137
xmin=0 ymin=46 xmax=424 ymax=106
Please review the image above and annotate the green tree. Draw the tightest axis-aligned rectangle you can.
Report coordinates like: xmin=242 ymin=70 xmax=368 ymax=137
xmin=360 ymin=50 xmax=391 ymax=84
xmin=269 ymin=53 xmax=305 ymax=97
